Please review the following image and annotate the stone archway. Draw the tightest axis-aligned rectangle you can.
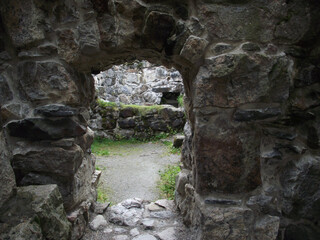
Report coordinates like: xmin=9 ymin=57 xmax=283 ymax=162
xmin=1 ymin=0 xmax=320 ymax=239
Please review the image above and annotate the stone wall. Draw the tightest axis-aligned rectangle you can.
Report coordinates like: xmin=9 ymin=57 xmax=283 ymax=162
xmin=90 ymin=100 xmax=185 ymax=140
xmin=0 ymin=0 xmax=319 ymax=239
xmin=94 ymin=60 xmax=184 ymax=105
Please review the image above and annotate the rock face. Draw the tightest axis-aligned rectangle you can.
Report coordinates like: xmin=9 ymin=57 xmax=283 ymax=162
xmin=94 ymin=60 xmax=184 ymax=106
xmin=89 ymin=100 xmax=185 ymax=139
xmin=0 ymin=0 xmax=320 ymax=239
xmin=0 ymin=185 xmax=71 ymax=240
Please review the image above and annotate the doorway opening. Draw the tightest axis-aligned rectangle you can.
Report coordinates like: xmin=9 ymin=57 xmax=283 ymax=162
xmin=89 ymin=60 xmax=186 ymax=205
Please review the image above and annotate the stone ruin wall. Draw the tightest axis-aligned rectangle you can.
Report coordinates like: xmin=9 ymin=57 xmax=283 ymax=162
xmin=0 ymin=0 xmax=319 ymax=239
xmin=89 ymin=103 xmax=185 ymax=140
xmin=94 ymin=60 xmax=184 ymax=106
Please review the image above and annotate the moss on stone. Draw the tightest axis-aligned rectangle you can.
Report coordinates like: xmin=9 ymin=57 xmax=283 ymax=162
xmin=97 ymin=98 xmax=164 ymax=116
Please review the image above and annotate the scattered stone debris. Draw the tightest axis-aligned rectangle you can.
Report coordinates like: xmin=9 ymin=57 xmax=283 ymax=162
xmin=83 ymin=198 xmax=191 ymax=240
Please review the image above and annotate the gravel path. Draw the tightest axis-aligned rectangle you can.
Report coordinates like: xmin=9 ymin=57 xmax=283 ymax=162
xmin=96 ymin=141 xmax=180 ymax=204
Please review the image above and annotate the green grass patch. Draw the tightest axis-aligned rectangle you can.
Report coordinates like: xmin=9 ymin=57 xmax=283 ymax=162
xmin=95 ymin=165 xmax=107 ymax=171
xmin=91 ymin=137 xmax=142 ymax=156
xmin=97 ymin=184 xmax=111 ymax=203
xmin=91 ymin=138 xmax=110 ymax=156
xmin=157 ymin=164 xmax=181 ymax=200
xmin=161 ymin=140 xmax=182 ymax=155
xmin=97 ymin=99 xmax=118 ymax=108
xmin=177 ymin=94 xmax=184 ymax=108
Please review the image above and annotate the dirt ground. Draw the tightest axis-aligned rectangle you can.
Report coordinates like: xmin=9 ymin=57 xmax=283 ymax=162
xmin=95 ymin=141 xmax=180 ymax=204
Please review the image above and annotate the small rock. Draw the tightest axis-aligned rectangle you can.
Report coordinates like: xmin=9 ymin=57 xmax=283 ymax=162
xmin=130 ymin=228 xmax=140 ymax=237
xmin=114 ymin=227 xmax=127 ymax=233
xmin=92 ymin=202 xmax=110 ymax=214
xmin=113 ymin=235 xmax=129 ymax=240
xmin=132 ymin=234 xmax=157 ymax=240
xmin=34 ymin=104 xmax=78 ymax=117
xmin=241 ymin=42 xmax=261 ymax=52
xmin=90 ymin=215 xmax=107 ymax=231
xmin=155 ymin=199 xmax=175 ymax=211
xmin=104 ymin=228 xmax=113 ymax=234
xmin=211 ymin=43 xmax=233 ymax=55
xmin=156 ymin=227 xmax=176 ymax=240
xmin=109 ymin=204 xmax=143 ymax=226
xmin=121 ymin=198 xmax=143 ymax=209
xmin=146 ymin=202 xmax=165 ymax=212
xmin=141 ymin=219 xmax=155 ymax=230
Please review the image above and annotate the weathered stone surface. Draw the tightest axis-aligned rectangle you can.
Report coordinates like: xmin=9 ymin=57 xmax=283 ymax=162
xmin=0 ymin=0 xmax=45 ymax=47
xmin=0 ymin=132 xmax=15 ymax=208
xmin=156 ymin=227 xmax=176 ymax=240
xmin=193 ymin=108 xmax=261 ymax=194
xmin=210 ymin=42 xmax=234 ymax=55
xmin=204 ymin=198 xmax=241 ymax=206
xmin=194 ymin=195 xmax=254 ymax=240
xmin=118 ymin=118 xmax=136 ymax=129
xmin=9 ymin=137 xmax=96 ymax=212
xmin=0 ymin=185 xmax=71 ymax=240
xmin=120 ymin=107 xmax=136 ymax=118
xmin=180 ymin=35 xmax=208 ymax=64
xmin=90 ymin=102 xmax=185 ymax=140
xmin=92 ymin=202 xmax=110 ymax=214
xmin=94 ymin=61 xmax=183 ymax=106
xmin=294 ymin=64 xmax=320 ymax=88
xmin=155 ymin=199 xmax=175 ymax=211
xmin=68 ymin=207 xmax=88 ymax=240
xmin=78 ymin=20 xmax=100 ymax=56
xmin=109 ymin=199 xmax=144 ymax=226
xmin=253 ymin=215 xmax=280 ymax=240
xmin=146 ymin=203 xmax=164 ymax=212
xmin=246 ymin=195 xmax=278 ymax=215
xmin=34 ymin=104 xmax=79 ymax=117
xmin=280 ymin=153 xmax=320 ymax=221
xmin=141 ymin=218 xmax=155 ymax=230
xmin=1 ymin=0 xmax=319 ymax=239
xmin=0 ymin=219 xmax=43 ymax=240
xmin=7 ymin=118 xmax=86 ymax=140
xmin=234 ymin=103 xmax=282 ymax=122
xmin=241 ymin=42 xmax=261 ymax=52
xmin=57 ymin=29 xmax=80 ymax=63
xmin=198 ymin=1 xmax=311 ymax=44
xmin=1 ymin=103 xmax=30 ymax=124
xmin=143 ymin=11 xmax=176 ymax=50
xmin=17 ymin=61 xmax=80 ymax=105
xmin=90 ymin=215 xmax=107 ymax=231
xmin=132 ymin=234 xmax=157 ymax=240
xmin=0 ymin=74 xmax=13 ymax=105
xmin=181 ymin=121 xmax=192 ymax=170
xmin=113 ymin=235 xmax=129 ymax=240
xmin=12 ymin=143 xmax=83 ymax=177
xmin=194 ymin=54 xmax=292 ymax=108
xmin=290 ymin=83 xmax=320 ymax=111
xmin=130 ymin=228 xmax=140 ymax=236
